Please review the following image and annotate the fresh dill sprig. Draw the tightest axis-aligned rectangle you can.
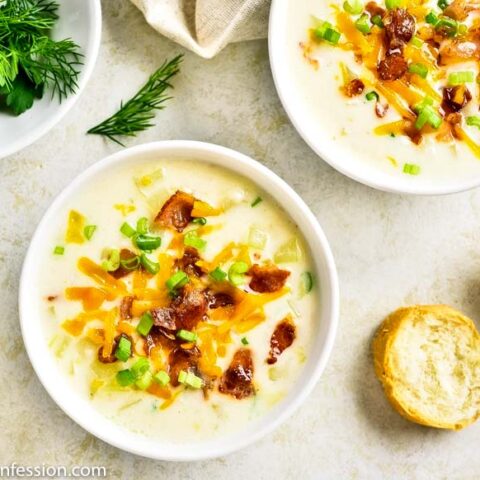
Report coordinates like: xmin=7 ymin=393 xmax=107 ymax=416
xmin=87 ymin=55 xmax=183 ymax=146
xmin=0 ymin=0 xmax=83 ymax=115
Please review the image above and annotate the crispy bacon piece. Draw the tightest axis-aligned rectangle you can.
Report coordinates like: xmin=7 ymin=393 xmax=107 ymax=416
xmin=207 ymin=291 xmax=235 ymax=309
xmin=219 ymin=348 xmax=255 ymax=399
xmin=97 ymin=333 xmax=132 ymax=363
xmin=120 ymin=295 xmax=135 ymax=320
xmin=248 ymin=264 xmax=290 ymax=293
xmin=442 ymin=85 xmax=472 ymax=113
xmin=110 ymin=249 xmax=138 ymax=279
xmin=344 ymin=78 xmax=365 ymax=97
xmin=377 ymin=53 xmax=408 ymax=81
xmin=267 ymin=317 xmax=296 ymax=365
xmin=403 ymin=120 xmax=423 ymax=145
xmin=443 ymin=0 xmax=474 ymax=21
xmin=169 ymin=345 xmax=201 ymax=386
xmin=155 ymin=191 xmax=195 ymax=232
xmin=171 ymin=285 xmax=208 ymax=330
xmin=146 ymin=326 xmax=177 ymax=354
xmin=384 ymin=8 xmax=415 ymax=49
xmin=175 ymin=247 xmax=203 ymax=277
xmin=151 ymin=307 xmax=177 ymax=330
xmin=365 ymin=1 xmax=386 ymax=18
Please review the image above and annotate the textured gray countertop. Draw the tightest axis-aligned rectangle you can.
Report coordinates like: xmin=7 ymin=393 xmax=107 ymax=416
xmin=1 ymin=1 xmax=479 ymax=479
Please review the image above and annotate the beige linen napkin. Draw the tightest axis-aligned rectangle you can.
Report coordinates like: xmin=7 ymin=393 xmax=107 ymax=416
xmin=130 ymin=0 xmax=271 ymax=58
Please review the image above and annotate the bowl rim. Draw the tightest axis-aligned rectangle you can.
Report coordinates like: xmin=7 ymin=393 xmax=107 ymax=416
xmin=0 ymin=0 xmax=102 ymax=160
xmin=19 ymin=140 xmax=339 ymax=460
xmin=268 ymin=0 xmax=480 ymax=196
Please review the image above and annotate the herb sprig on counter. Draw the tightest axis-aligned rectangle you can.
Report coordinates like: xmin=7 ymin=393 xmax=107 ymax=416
xmin=87 ymin=55 xmax=183 ymax=146
xmin=0 ymin=0 xmax=83 ymax=115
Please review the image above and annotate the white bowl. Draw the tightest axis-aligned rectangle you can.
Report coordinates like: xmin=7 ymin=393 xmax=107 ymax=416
xmin=269 ymin=0 xmax=480 ymax=195
xmin=0 ymin=0 xmax=102 ymax=159
xmin=19 ymin=141 xmax=339 ymax=461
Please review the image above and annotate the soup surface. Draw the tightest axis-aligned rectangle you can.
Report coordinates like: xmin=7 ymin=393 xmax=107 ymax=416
xmin=38 ymin=159 xmax=317 ymax=442
xmin=287 ymin=0 xmax=480 ymax=182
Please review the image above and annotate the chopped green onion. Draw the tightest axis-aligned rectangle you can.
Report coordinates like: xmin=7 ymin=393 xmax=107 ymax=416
xmin=166 ymin=271 xmax=189 ymax=291
xmin=355 ymin=13 xmax=371 ymax=34
xmin=408 ymin=62 xmax=428 ymax=78
xmin=385 ymin=0 xmax=402 ymax=8
xmin=314 ymin=20 xmax=332 ymax=39
xmin=178 ymin=370 xmax=188 ymax=384
xmin=131 ymin=357 xmax=150 ymax=378
xmin=120 ymin=222 xmax=136 ymax=238
xmin=448 ymin=71 xmax=474 ymax=85
xmin=436 ymin=16 xmax=458 ymax=36
xmin=248 ymin=226 xmax=268 ymax=250
xmin=365 ymin=91 xmax=379 ymax=101
xmin=343 ymin=0 xmax=363 ymax=14
xmin=178 ymin=370 xmax=203 ymax=389
xmin=411 ymin=36 xmax=423 ymax=48
xmin=414 ymin=96 xmax=434 ymax=113
xmin=101 ymin=249 xmax=120 ymax=272
xmin=135 ymin=234 xmax=161 ymax=251
xmin=466 ymin=116 xmax=480 ymax=129
xmin=53 ymin=245 xmax=65 ymax=255
xmin=153 ymin=370 xmax=170 ymax=387
xmin=84 ymin=225 xmax=97 ymax=241
xmin=425 ymin=12 xmax=439 ymax=25
xmin=438 ymin=0 xmax=449 ymax=9
xmin=120 ymin=255 xmax=140 ymax=271
xmin=210 ymin=267 xmax=227 ymax=282
xmin=415 ymin=105 xmax=442 ymax=130
xmin=116 ymin=369 xmax=136 ymax=387
xmin=403 ymin=163 xmax=421 ymax=175
xmin=177 ymin=329 xmax=198 ymax=342
xmin=228 ymin=261 xmax=249 ymax=286
xmin=251 ymin=196 xmax=263 ymax=207
xmin=184 ymin=231 xmax=207 ymax=251
xmin=136 ymin=370 xmax=153 ymax=390
xmin=371 ymin=15 xmax=384 ymax=28
xmin=323 ymin=27 xmax=341 ymax=44
xmin=115 ymin=336 xmax=132 ymax=362
xmin=274 ymin=237 xmax=301 ymax=263
xmin=241 ymin=337 xmax=249 ymax=345
xmin=137 ymin=312 xmax=154 ymax=336
xmin=299 ymin=272 xmax=314 ymax=297
xmin=192 ymin=217 xmax=207 ymax=225
xmin=139 ymin=253 xmax=160 ymax=275
xmin=136 ymin=217 xmax=149 ymax=235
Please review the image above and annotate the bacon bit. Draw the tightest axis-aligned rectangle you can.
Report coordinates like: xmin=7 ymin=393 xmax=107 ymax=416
xmin=146 ymin=327 xmax=177 ymax=354
xmin=219 ymin=348 xmax=255 ymax=399
xmin=168 ymin=346 xmax=200 ymax=386
xmin=446 ymin=113 xmax=463 ymax=139
xmin=110 ymin=249 xmax=138 ymax=279
xmin=155 ymin=191 xmax=195 ymax=232
xmin=443 ymin=0 xmax=472 ymax=21
xmin=343 ymin=78 xmax=365 ymax=97
xmin=384 ymin=9 xmax=416 ymax=49
xmin=47 ymin=295 xmax=57 ymax=302
xmin=120 ymin=296 xmax=135 ymax=320
xmin=375 ymin=102 xmax=389 ymax=118
xmin=132 ymin=299 xmax=168 ymax=318
xmin=248 ymin=264 xmax=290 ymax=293
xmin=171 ymin=286 xmax=208 ymax=330
xmin=175 ymin=247 xmax=203 ymax=277
xmin=267 ymin=316 xmax=296 ymax=365
xmin=403 ymin=119 xmax=424 ymax=145
xmin=151 ymin=307 xmax=176 ymax=330
xmin=207 ymin=291 xmax=235 ymax=309
xmin=365 ymin=1 xmax=386 ymax=18
xmin=378 ymin=53 xmax=408 ymax=81
xmin=442 ymin=85 xmax=472 ymax=113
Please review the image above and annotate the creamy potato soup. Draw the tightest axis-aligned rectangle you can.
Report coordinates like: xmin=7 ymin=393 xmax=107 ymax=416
xmin=288 ymin=0 xmax=480 ymax=181
xmin=39 ymin=159 xmax=317 ymax=442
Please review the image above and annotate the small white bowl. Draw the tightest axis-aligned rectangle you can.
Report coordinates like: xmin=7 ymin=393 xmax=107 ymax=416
xmin=0 ymin=0 xmax=102 ymax=159
xmin=19 ymin=141 xmax=339 ymax=460
xmin=269 ymin=0 xmax=480 ymax=195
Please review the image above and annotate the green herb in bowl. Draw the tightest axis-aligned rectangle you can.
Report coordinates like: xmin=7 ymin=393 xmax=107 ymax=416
xmin=0 ymin=0 xmax=83 ymax=116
